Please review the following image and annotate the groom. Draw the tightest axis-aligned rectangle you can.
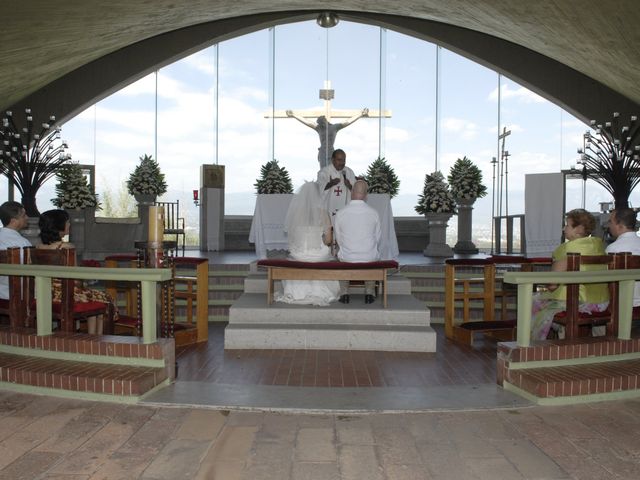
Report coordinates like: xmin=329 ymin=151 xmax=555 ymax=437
xmin=334 ymin=180 xmax=381 ymax=304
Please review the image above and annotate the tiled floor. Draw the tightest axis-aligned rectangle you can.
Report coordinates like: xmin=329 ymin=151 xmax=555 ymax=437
xmin=175 ymin=323 xmax=497 ymax=387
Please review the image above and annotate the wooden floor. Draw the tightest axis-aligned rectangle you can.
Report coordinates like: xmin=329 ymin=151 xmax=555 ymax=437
xmin=175 ymin=323 xmax=498 ymax=387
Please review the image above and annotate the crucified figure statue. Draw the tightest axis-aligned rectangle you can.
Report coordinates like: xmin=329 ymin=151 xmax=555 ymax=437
xmin=286 ymin=108 xmax=369 ymax=169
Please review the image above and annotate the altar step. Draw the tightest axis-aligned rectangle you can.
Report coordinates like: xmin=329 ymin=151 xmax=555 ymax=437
xmin=225 ymin=292 xmax=435 ymax=352
xmin=0 ymin=328 xmax=174 ymax=402
xmin=498 ymin=337 xmax=640 ymax=405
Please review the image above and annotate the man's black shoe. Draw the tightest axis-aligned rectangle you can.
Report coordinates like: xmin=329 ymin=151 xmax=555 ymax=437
xmin=365 ymin=294 xmax=375 ymax=304
xmin=339 ymin=294 xmax=350 ymax=304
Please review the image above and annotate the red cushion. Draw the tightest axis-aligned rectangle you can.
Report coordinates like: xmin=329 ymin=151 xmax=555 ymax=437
xmin=257 ymin=259 xmax=398 ymax=270
xmin=115 ymin=316 xmax=138 ymax=327
xmin=104 ymin=254 xmax=138 ymax=262
xmin=445 ymin=258 xmax=494 ymax=266
xmin=458 ymin=320 xmax=517 ymax=331
xmin=174 ymin=257 xmax=208 ymax=266
xmin=50 ymin=301 xmax=107 ymax=315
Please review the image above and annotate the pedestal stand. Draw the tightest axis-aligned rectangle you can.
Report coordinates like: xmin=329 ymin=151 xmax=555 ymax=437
xmin=424 ymin=213 xmax=454 ymax=257
xmin=453 ymin=197 xmax=479 ymax=254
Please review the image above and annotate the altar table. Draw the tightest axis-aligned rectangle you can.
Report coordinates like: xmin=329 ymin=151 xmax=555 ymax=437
xmin=248 ymin=193 xmax=399 ymax=260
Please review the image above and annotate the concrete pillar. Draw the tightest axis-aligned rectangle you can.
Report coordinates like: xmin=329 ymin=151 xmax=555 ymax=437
xmin=424 ymin=213 xmax=454 ymax=257
xmin=453 ymin=197 xmax=479 ymax=254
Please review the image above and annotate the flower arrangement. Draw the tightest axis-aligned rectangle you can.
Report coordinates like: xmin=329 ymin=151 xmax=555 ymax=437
xmin=447 ymin=156 xmax=487 ymax=200
xmin=254 ymin=159 xmax=293 ymax=194
xmin=364 ymin=157 xmax=400 ymax=198
xmin=415 ymin=171 xmax=456 ymax=215
xmin=126 ymin=154 xmax=167 ymax=196
xmin=52 ymin=163 xmax=100 ymax=209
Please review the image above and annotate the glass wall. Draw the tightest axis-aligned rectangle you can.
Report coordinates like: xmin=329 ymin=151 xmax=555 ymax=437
xmin=46 ymin=19 xmax=622 ymax=249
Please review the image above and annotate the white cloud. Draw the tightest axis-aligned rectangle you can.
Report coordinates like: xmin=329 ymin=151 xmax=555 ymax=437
xmin=442 ymin=117 xmax=479 ymax=140
xmin=488 ymin=84 xmax=545 ymax=104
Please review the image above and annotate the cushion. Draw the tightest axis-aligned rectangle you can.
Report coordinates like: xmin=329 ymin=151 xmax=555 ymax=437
xmin=257 ymin=259 xmax=399 ymax=270
xmin=457 ymin=320 xmax=517 ymax=331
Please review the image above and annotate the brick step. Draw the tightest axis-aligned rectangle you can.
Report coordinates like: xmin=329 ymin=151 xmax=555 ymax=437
xmin=0 ymin=351 xmax=166 ymax=397
xmin=507 ymin=358 xmax=640 ymax=400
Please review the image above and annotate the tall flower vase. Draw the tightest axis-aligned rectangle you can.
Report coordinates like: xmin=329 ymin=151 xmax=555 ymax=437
xmin=424 ymin=212 xmax=454 ymax=257
xmin=453 ymin=197 xmax=479 ymax=254
xmin=68 ymin=208 xmax=87 ymax=260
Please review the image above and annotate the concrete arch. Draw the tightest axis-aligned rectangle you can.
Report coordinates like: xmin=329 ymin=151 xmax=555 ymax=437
xmin=6 ymin=10 xmax=639 ymax=127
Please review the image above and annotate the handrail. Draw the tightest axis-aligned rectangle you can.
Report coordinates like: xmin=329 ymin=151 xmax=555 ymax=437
xmin=0 ymin=265 xmax=172 ymax=344
xmin=503 ymin=269 xmax=640 ymax=347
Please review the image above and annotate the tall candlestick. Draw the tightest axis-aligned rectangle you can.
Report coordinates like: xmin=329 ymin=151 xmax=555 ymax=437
xmin=148 ymin=206 xmax=164 ymax=243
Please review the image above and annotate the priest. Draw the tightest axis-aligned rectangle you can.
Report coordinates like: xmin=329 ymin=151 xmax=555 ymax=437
xmin=316 ymin=149 xmax=357 ymax=223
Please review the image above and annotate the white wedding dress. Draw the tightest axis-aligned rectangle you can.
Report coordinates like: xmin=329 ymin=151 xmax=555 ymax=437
xmin=273 ymin=226 xmax=341 ymax=306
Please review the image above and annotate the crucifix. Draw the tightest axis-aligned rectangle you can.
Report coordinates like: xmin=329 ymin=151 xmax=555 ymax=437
xmin=497 ymin=126 xmax=511 ymax=219
xmin=266 ymin=80 xmax=392 ymax=169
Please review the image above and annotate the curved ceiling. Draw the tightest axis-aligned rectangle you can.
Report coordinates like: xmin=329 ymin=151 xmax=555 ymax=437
xmin=3 ymin=1 xmax=640 ymax=123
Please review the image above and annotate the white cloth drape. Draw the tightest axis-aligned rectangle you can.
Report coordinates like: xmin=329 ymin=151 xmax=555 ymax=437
xmin=249 ymin=193 xmax=399 ymax=260
xmin=524 ymin=173 xmax=564 ymax=256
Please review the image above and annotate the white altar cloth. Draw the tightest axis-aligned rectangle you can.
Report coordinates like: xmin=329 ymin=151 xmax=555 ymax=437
xmin=249 ymin=193 xmax=399 ymax=260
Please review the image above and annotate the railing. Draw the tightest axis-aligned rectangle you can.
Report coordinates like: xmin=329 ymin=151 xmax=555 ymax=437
xmin=503 ymin=269 xmax=640 ymax=347
xmin=493 ymin=214 xmax=525 ymax=254
xmin=0 ymin=264 xmax=172 ymax=344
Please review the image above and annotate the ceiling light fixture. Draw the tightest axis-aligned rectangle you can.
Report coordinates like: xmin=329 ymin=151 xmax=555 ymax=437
xmin=316 ymin=12 xmax=339 ymax=28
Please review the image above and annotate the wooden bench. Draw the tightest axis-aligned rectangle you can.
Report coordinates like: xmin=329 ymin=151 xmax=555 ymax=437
xmin=256 ymin=259 xmax=399 ymax=308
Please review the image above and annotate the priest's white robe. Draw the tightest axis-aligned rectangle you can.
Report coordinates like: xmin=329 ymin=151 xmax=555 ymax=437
xmin=316 ymin=164 xmax=356 ymax=222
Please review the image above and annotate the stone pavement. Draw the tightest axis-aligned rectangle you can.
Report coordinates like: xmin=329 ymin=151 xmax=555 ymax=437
xmin=0 ymin=391 xmax=639 ymax=479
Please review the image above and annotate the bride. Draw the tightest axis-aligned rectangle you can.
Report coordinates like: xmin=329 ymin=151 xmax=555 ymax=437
xmin=273 ymin=181 xmax=340 ymax=306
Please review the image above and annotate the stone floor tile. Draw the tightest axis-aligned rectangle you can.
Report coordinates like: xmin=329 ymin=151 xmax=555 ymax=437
xmin=490 ymin=439 xmax=568 ymax=479
xmin=41 ymin=475 xmax=91 ymax=479
xmin=36 ymin=409 xmax=110 ymax=453
xmin=48 ymin=419 xmax=145 ymax=475
xmin=384 ymin=463 xmax=433 ymax=480
xmin=291 ymin=462 xmax=339 ymax=480
xmin=225 ymin=410 xmax=264 ymax=426
xmin=295 ymin=428 xmax=336 ymax=462
xmin=465 ymin=456 xmax=525 ymax=480
xmin=140 ymin=439 xmax=212 ymax=480
xmin=0 ymin=451 xmax=62 ymax=480
xmin=243 ymin=460 xmax=291 ymax=480
xmin=374 ymin=428 xmax=421 ymax=465
xmin=251 ymin=439 xmax=295 ymax=464
xmin=194 ymin=460 xmax=245 ymax=480
xmin=296 ymin=415 xmax=335 ymax=428
xmin=338 ymin=444 xmax=384 ymax=480
xmin=335 ymin=417 xmax=375 ymax=445
xmin=87 ymin=446 xmax=160 ymax=480
xmin=550 ymin=455 xmax=614 ymax=480
xmin=174 ymin=410 xmax=226 ymax=441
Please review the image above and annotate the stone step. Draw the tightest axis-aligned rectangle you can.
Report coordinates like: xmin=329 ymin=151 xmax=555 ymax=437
xmin=225 ymin=323 xmax=436 ymax=352
xmin=499 ymin=337 xmax=640 ymax=404
xmin=0 ymin=351 xmax=167 ymax=397
xmin=506 ymin=358 xmax=640 ymax=400
xmin=243 ymin=272 xmax=413 ymax=295
xmin=226 ymin=292 xmax=435 ymax=352
xmin=0 ymin=328 xmax=174 ymax=401
xmin=229 ymin=293 xmax=428 ymax=326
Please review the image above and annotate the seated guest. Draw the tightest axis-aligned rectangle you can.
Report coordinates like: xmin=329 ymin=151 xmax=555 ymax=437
xmin=334 ymin=180 xmax=381 ymax=304
xmin=0 ymin=201 xmax=32 ymax=300
xmin=606 ymin=207 xmax=640 ymax=306
xmin=38 ymin=209 xmax=118 ymax=334
xmin=273 ymin=182 xmax=340 ymax=306
xmin=531 ymin=209 xmax=609 ymax=339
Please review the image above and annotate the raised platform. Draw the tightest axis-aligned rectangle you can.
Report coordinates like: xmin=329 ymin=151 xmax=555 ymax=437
xmin=225 ymin=292 xmax=436 ymax=352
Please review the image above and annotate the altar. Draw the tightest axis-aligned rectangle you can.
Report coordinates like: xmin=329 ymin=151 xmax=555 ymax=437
xmin=248 ymin=193 xmax=400 ymax=260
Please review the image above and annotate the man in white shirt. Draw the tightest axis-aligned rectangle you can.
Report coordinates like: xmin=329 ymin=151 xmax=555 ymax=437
xmin=316 ymin=149 xmax=357 ymax=223
xmin=606 ymin=207 xmax=640 ymax=306
xmin=0 ymin=201 xmax=32 ymax=300
xmin=334 ymin=180 xmax=381 ymax=304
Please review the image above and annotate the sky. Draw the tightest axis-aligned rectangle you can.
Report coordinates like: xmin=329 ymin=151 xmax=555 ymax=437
xmin=4 ymin=19 xmax=636 ymax=245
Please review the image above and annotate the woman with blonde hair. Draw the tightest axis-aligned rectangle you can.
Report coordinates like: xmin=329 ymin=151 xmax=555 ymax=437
xmin=531 ymin=209 xmax=609 ymax=339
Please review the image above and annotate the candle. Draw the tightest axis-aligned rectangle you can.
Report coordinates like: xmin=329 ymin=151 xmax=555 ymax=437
xmin=148 ymin=206 xmax=164 ymax=243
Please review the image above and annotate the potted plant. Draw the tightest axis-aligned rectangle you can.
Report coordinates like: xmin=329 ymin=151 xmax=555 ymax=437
xmin=254 ymin=159 xmax=293 ymax=194
xmin=127 ymin=154 xmax=167 ymax=204
xmin=415 ymin=171 xmax=456 ymax=257
xmin=448 ymin=156 xmax=487 ymax=253
xmin=448 ymin=156 xmax=488 ymax=201
xmin=364 ymin=157 xmax=400 ymax=198
xmin=52 ymin=163 xmax=100 ymax=210
xmin=0 ymin=108 xmax=71 ymax=216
